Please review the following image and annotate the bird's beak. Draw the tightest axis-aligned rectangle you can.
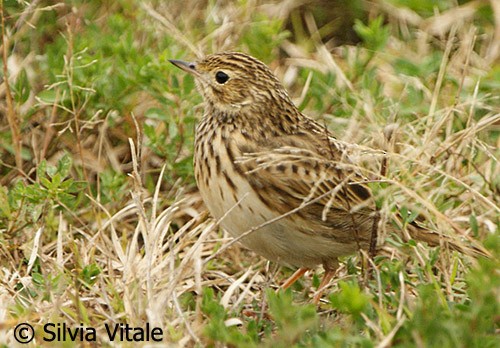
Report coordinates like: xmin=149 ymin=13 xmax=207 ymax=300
xmin=169 ymin=59 xmax=198 ymax=76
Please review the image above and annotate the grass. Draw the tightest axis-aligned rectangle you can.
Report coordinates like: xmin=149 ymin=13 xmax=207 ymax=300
xmin=0 ymin=0 xmax=499 ymax=346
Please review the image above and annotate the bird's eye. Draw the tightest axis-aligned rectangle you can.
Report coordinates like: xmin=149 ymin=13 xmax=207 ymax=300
xmin=215 ymin=71 xmax=229 ymax=84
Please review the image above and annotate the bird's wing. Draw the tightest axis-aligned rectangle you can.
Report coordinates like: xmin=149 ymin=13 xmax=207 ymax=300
xmin=236 ymin=146 xmax=372 ymax=211
xmin=234 ymin=141 xmax=377 ymax=245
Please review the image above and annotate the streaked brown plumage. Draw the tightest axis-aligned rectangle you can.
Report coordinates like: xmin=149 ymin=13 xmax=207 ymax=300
xmin=170 ymin=52 xmax=483 ymax=302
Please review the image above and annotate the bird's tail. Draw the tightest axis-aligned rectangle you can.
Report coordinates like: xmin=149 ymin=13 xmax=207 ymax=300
xmin=407 ymin=222 xmax=490 ymax=258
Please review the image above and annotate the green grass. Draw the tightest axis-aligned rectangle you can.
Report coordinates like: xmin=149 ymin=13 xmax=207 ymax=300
xmin=0 ymin=0 xmax=498 ymax=346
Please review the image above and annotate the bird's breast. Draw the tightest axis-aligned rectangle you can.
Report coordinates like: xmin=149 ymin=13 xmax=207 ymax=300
xmin=194 ymin=126 xmax=271 ymax=229
xmin=193 ymin=121 xmax=361 ymax=268
xmin=194 ymin=125 xmax=299 ymax=262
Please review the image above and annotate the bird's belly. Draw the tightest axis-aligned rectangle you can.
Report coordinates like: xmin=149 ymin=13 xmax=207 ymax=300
xmin=194 ymin=136 xmax=348 ymax=268
xmin=196 ymin=147 xmax=285 ymax=260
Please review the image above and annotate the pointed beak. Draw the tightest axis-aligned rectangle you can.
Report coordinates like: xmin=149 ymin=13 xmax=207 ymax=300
xmin=169 ymin=59 xmax=198 ymax=75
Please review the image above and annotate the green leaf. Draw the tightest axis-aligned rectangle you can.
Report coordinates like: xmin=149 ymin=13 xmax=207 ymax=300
xmin=37 ymin=160 xmax=47 ymax=181
xmin=13 ymin=69 xmax=30 ymax=104
xmin=57 ymin=153 xmax=72 ymax=178
xmin=36 ymin=89 xmax=58 ymax=104
xmin=469 ymin=214 xmax=479 ymax=237
xmin=81 ymin=263 xmax=101 ymax=287
xmin=330 ymin=281 xmax=371 ymax=318
xmin=168 ymin=121 xmax=178 ymax=138
xmin=51 ymin=172 xmax=62 ymax=188
xmin=353 ymin=16 xmax=389 ymax=52
xmin=40 ymin=177 xmax=52 ymax=190
xmin=145 ymin=107 xmax=168 ymax=121
xmin=32 ymin=272 xmax=44 ymax=285
xmin=143 ymin=124 xmax=157 ymax=142
xmin=46 ymin=164 xmax=57 ymax=178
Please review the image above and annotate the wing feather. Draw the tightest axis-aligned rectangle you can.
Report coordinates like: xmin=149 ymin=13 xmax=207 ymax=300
xmin=234 ymin=139 xmax=377 ymax=246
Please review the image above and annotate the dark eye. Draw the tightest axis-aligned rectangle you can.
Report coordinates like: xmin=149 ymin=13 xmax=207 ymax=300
xmin=215 ymin=71 xmax=229 ymax=84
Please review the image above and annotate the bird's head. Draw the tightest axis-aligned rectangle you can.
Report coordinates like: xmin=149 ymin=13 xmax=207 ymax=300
xmin=170 ymin=52 xmax=293 ymax=115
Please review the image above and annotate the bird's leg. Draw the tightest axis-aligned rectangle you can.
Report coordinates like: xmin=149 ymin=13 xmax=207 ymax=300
xmin=280 ymin=267 xmax=308 ymax=290
xmin=312 ymin=266 xmax=337 ymax=304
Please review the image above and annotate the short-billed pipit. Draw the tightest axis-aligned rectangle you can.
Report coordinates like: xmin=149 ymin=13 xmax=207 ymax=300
xmin=170 ymin=52 xmax=482 ymax=303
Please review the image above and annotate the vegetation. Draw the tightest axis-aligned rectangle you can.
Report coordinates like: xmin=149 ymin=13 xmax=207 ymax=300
xmin=0 ymin=0 xmax=498 ymax=346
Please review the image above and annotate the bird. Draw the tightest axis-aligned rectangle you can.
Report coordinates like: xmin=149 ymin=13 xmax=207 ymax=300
xmin=169 ymin=52 xmax=485 ymax=303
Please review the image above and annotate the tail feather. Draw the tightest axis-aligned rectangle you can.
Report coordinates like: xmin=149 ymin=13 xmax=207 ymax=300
xmin=407 ymin=222 xmax=490 ymax=258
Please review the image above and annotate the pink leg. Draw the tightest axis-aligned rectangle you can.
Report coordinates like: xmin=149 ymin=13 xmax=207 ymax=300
xmin=312 ymin=268 xmax=336 ymax=304
xmin=281 ymin=267 xmax=308 ymax=290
